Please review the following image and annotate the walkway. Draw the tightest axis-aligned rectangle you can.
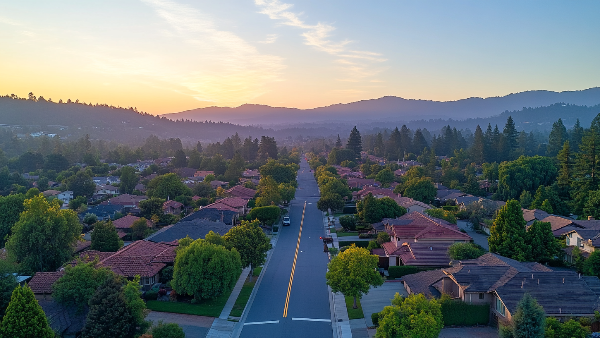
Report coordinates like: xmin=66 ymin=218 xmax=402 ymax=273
xmin=457 ymin=220 xmax=490 ymax=251
xmin=146 ymin=311 xmax=214 ymax=338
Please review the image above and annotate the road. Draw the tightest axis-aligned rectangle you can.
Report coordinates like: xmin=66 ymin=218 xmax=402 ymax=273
xmin=239 ymin=158 xmax=332 ymax=338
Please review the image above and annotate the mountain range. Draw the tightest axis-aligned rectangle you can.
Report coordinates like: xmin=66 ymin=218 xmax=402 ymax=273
xmin=162 ymin=88 xmax=600 ymax=126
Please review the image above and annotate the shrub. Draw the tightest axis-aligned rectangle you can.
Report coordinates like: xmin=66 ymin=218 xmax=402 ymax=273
xmin=448 ymin=242 xmax=486 ymax=260
xmin=388 ymin=266 xmax=419 ymax=279
xmin=342 ymin=205 xmax=357 ymax=214
xmin=440 ymin=299 xmax=489 ymax=326
xmin=376 ymin=232 xmax=391 ymax=245
xmin=145 ymin=291 xmax=158 ymax=300
xmin=442 ymin=205 xmax=458 ymax=212
xmin=339 ymin=215 xmax=357 ymax=231
xmin=338 ymin=241 xmax=369 ymax=248
xmin=273 ymin=226 xmax=279 ymax=233
xmin=371 ymin=312 xmax=380 ymax=327
xmin=358 ymin=233 xmax=375 ymax=239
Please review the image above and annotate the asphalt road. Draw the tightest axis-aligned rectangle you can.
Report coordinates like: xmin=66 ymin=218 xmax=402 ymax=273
xmin=239 ymin=158 xmax=332 ymax=338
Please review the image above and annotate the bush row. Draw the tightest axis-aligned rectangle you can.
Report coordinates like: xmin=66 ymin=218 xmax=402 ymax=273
xmin=440 ymin=300 xmax=489 ymax=326
xmin=387 ymin=266 xmax=420 ymax=279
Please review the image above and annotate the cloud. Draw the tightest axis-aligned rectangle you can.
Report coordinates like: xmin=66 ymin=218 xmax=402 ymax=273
xmin=259 ymin=33 xmax=279 ymax=44
xmin=254 ymin=0 xmax=385 ymax=81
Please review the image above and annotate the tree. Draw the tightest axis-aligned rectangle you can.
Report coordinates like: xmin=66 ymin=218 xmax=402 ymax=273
xmin=131 ymin=217 xmax=150 ymax=240
xmin=171 ymin=239 xmax=242 ymax=300
xmin=318 ymin=193 xmax=344 ymax=213
xmin=90 ymin=220 xmax=123 ymax=252
xmin=123 ymin=276 xmax=150 ymax=336
xmin=6 ymin=195 xmax=82 ymax=273
xmin=583 ymin=251 xmax=600 ymax=277
xmin=147 ymin=173 xmax=191 ymax=199
xmin=519 ymin=190 xmax=533 ymax=209
xmin=547 ymin=118 xmax=569 ymax=157
xmin=278 ymin=183 xmax=296 ymax=205
xmin=497 ymin=156 xmax=558 ymax=201
xmin=376 ymin=293 xmax=443 ymax=338
xmin=69 ymin=195 xmax=87 ymax=211
xmin=539 ymin=199 xmax=553 ymax=214
xmin=150 ymin=321 xmax=185 ymax=338
xmin=0 ymin=285 xmax=54 ymax=338
xmin=140 ymin=197 xmax=166 ymax=218
xmin=172 ymin=149 xmax=188 ymax=168
xmin=0 ymin=194 xmax=25 ymax=247
xmin=0 ymin=260 xmax=17 ymax=321
xmin=357 ymin=193 xmax=381 ymax=223
xmin=510 ymin=293 xmax=545 ymax=338
xmin=120 ymin=166 xmax=138 ymax=195
xmin=425 ymin=208 xmax=457 ymax=224
xmin=471 ymin=125 xmax=485 ymax=164
xmin=224 ymin=151 xmax=245 ymax=182
xmin=339 ymin=215 xmax=357 ymax=231
xmin=258 ymin=136 xmax=278 ymax=160
xmin=526 ymin=221 xmax=560 ymax=263
xmin=83 ymin=212 xmax=98 ymax=226
xmin=259 ymin=160 xmax=298 ymax=184
xmin=82 ymin=277 xmax=136 ymax=338
xmin=545 ymin=317 xmax=589 ymax=338
xmin=52 ymin=260 xmax=114 ymax=310
xmin=488 ymin=200 xmax=529 ymax=262
xmin=224 ymin=220 xmax=272 ymax=279
xmin=376 ymin=232 xmax=390 ymax=245
xmin=192 ymin=182 xmax=214 ymax=198
xmin=326 ymin=245 xmax=383 ymax=309
xmin=256 ymin=176 xmax=281 ymax=207
xmin=204 ymin=230 xmax=225 ymax=246
xmin=403 ymin=177 xmax=436 ymax=204
xmin=66 ymin=170 xmax=95 ymax=198
xmin=448 ymin=242 xmax=485 ymax=260
xmin=247 ymin=206 xmax=280 ymax=226
xmin=346 ymin=126 xmax=363 ymax=160
xmin=375 ymin=168 xmax=395 ymax=187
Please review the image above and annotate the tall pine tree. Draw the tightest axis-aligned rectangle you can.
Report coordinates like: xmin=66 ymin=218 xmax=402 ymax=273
xmin=471 ymin=125 xmax=485 ymax=164
xmin=0 ymin=285 xmax=54 ymax=338
xmin=82 ymin=277 xmax=135 ymax=338
xmin=488 ymin=200 xmax=529 ymax=261
xmin=547 ymin=118 xmax=568 ymax=157
xmin=346 ymin=126 xmax=363 ymax=161
xmin=502 ymin=116 xmax=518 ymax=160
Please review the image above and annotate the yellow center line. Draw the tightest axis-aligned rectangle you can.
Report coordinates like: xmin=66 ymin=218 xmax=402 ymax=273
xmin=283 ymin=201 xmax=306 ymax=318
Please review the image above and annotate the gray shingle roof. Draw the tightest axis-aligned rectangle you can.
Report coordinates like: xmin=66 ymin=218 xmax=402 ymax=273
xmin=401 ymin=269 xmax=445 ymax=298
xmin=146 ymin=219 xmax=232 ymax=243
xmin=182 ymin=208 xmax=238 ymax=225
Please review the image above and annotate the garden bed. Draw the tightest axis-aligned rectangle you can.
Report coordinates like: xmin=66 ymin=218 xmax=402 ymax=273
xmin=146 ymin=292 xmax=230 ymax=317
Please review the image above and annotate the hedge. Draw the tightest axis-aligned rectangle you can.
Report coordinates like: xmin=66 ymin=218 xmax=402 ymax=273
xmin=338 ymin=241 xmax=369 ymax=248
xmin=388 ymin=266 xmax=419 ymax=279
xmin=342 ymin=205 xmax=357 ymax=214
xmin=441 ymin=300 xmax=489 ymax=326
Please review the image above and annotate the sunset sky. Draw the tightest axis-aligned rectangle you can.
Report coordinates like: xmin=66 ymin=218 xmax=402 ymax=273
xmin=1 ymin=0 xmax=598 ymax=115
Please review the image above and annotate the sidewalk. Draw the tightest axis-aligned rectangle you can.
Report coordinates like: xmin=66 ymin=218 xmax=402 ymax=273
xmin=325 ymin=213 xmax=353 ymax=338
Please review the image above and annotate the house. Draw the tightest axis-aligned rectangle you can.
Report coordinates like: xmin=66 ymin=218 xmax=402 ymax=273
xmin=174 ymin=167 xmax=198 ymax=179
xmin=43 ymin=189 xmax=61 ymax=197
xmin=163 ymin=200 xmax=184 ymax=215
xmin=95 ymin=184 xmax=119 ymax=196
xmin=183 ymin=207 xmax=238 ymax=225
xmin=112 ymin=215 xmax=152 ymax=232
xmin=522 ymin=208 xmax=550 ymax=226
xmin=393 ymin=169 xmax=408 ymax=177
xmin=353 ymin=187 xmax=396 ymax=201
xmin=402 ymin=253 xmax=600 ymax=325
xmin=28 ymin=271 xmax=65 ymax=300
xmin=210 ymin=180 xmax=229 ymax=189
xmin=212 ymin=197 xmax=249 ymax=215
xmin=106 ymin=194 xmax=147 ymax=208
xmin=92 ymin=176 xmax=120 ymax=185
xmin=84 ymin=240 xmax=177 ymax=286
xmin=85 ymin=204 xmax=123 ymax=221
xmin=226 ymin=185 xmax=257 ymax=200
xmin=147 ymin=219 xmax=232 ymax=243
xmin=347 ymin=178 xmax=378 ymax=189
xmin=377 ymin=211 xmax=472 ymax=268
xmin=38 ymin=299 xmax=87 ymax=338
xmin=154 ymin=157 xmax=172 ymax=166
xmin=436 ymin=188 xmax=463 ymax=201
xmin=134 ymin=183 xmax=146 ymax=193
xmin=58 ymin=191 xmax=73 ymax=206
xmin=396 ymin=160 xmax=421 ymax=168
xmin=453 ymin=195 xmax=481 ymax=209
xmin=393 ymin=196 xmax=431 ymax=213
xmin=194 ymin=170 xmax=215 ymax=180
xmin=22 ymin=173 xmax=40 ymax=180
xmin=242 ymin=169 xmax=260 ymax=180
xmin=127 ymin=160 xmax=154 ymax=172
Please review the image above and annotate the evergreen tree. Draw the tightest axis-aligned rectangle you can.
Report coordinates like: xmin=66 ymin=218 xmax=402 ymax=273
xmin=510 ymin=293 xmax=545 ymax=338
xmin=82 ymin=277 xmax=135 ymax=338
xmin=335 ymin=134 xmax=342 ymax=148
xmin=90 ymin=220 xmax=122 ymax=252
xmin=519 ymin=190 xmax=533 ymax=209
xmin=492 ymin=125 xmax=502 ymax=162
xmin=0 ymin=285 xmax=53 ymax=338
xmin=196 ymin=141 xmax=203 ymax=153
xmin=570 ymin=118 xmax=584 ymax=151
xmin=488 ymin=200 xmax=529 ymax=261
xmin=471 ymin=125 xmax=485 ymax=164
xmin=412 ymin=129 xmax=428 ymax=155
xmin=572 ymin=127 xmax=600 ymax=214
xmin=539 ymin=199 xmax=553 ymax=214
xmin=399 ymin=125 xmax=412 ymax=157
xmin=484 ymin=124 xmax=494 ymax=162
xmin=526 ymin=221 xmax=560 ymax=262
xmin=374 ymin=133 xmax=385 ymax=157
xmin=172 ymin=149 xmax=188 ymax=168
xmin=503 ymin=116 xmax=519 ymax=159
xmin=557 ymin=141 xmax=572 ymax=188
xmin=547 ymin=118 xmax=568 ymax=157
xmin=346 ymin=126 xmax=363 ymax=160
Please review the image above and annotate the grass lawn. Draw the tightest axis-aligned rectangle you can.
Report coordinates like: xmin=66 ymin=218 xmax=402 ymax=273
xmin=344 ymin=295 xmax=364 ymax=319
xmin=336 ymin=231 xmax=358 ymax=237
xmin=253 ymin=267 xmax=262 ymax=277
xmin=146 ymin=291 xmax=230 ymax=317
xmin=229 ymin=280 xmax=256 ymax=317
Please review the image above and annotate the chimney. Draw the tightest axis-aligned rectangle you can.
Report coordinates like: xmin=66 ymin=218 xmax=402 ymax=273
xmin=589 ymin=216 xmax=595 ymax=221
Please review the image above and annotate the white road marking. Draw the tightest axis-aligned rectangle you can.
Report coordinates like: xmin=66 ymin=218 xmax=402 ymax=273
xmin=244 ymin=320 xmax=280 ymax=326
xmin=291 ymin=318 xmax=331 ymax=322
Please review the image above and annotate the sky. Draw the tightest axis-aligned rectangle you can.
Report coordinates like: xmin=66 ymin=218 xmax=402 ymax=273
xmin=1 ymin=0 xmax=599 ymax=115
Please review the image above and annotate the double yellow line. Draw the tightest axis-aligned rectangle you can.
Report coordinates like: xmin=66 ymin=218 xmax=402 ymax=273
xmin=283 ymin=201 xmax=306 ymax=318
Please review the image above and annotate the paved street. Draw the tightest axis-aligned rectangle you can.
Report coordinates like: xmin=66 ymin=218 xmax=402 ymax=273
xmin=239 ymin=158 xmax=332 ymax=338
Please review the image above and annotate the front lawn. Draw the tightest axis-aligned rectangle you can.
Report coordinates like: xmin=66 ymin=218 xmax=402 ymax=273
xmin=253 ymin=267 xmax=262 ymax=277
xmin=336 ymin=231 xmax=358 ymax=237
xmin=229 ymin=281 xmax=256 ymax=317
xmin=344 ymin=295 xmax=364 ymax=319
xmin=146 ymin=292 xmax=230 ymax=317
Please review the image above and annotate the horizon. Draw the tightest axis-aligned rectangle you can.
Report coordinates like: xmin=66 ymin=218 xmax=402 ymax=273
xmin=1 ymin=1 xmax=599 ymax=115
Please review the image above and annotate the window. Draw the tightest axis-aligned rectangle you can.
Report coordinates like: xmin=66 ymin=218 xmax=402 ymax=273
xmin=479 ymin=293 xmax=484 ymax=299
xmin=496 ymin=298 xmax=506 ymax=316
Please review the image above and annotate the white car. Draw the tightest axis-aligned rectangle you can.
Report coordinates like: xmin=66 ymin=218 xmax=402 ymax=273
xmin=282 ymin=216 xmax=291 ymax=226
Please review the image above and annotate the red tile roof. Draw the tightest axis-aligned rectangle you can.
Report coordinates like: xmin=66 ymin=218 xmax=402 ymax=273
xmin=204 ymin=202 xmax=239 ymax=212
xmin=107 ymin=194 xmax=146 ymax=206
xmin=112 ymin=215 xmax=151 ymax=229
xmin=226 ymin=185 xmax=256 ymax=199
xmin=97 ymin=241 xmax=177 ymax=278
xmin=28 ymin=271 xmax=65 ymax=294
xmin=163 ymin=200 xmax=184 ymax=209
xmin=217 ymin=197 xmax=248 ymax=209
xmin=389 ymin=211 xmax=470 ymax=241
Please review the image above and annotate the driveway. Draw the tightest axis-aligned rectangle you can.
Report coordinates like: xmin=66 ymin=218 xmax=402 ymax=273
xmin=457 ymin=220 xmax=489 ymax=251
xmin=361 ymin=281 xmax=408 ymax=327
xmin=146 ymin=311 xmax=214 ymax=338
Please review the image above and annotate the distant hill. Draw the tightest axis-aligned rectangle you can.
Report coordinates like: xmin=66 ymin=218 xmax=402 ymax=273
xmin=0 ymin=97 xmax=271 ymax=144
xmin=162 ymin=88 xmax=600 ymax=125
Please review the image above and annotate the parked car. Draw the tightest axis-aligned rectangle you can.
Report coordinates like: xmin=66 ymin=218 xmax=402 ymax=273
xmin=282 ymin=216 xmax=291 ymax=226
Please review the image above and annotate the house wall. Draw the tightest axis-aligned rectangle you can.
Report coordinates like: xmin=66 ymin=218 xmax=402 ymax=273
xmin=566 ymin=232 xmax=596 ymax=254
xmin=464 ymin=292 xmax=493 ymax=305
xmin=389 ymin=256 xmax=396 ymax=267
xmin=442 ymin=277 xmax=460 ymax=298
